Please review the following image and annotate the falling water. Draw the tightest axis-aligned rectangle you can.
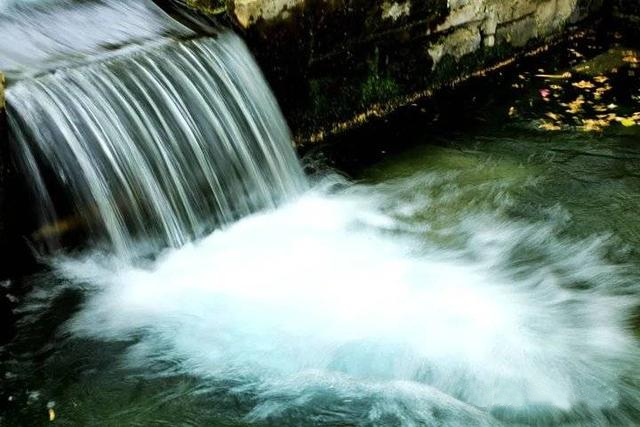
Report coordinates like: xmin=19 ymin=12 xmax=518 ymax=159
xmin=4 ymin=1 xmax=306 ymax=256
xmin=2 ymin=1 xmax=640 ymax=426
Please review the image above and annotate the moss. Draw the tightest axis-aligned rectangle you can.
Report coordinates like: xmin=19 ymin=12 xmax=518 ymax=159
xmin=307 ymin=77 xmax=360 ymax=128
xmin=308 ymin=80 xmax=334 ymax=125
xmin=361 ymin=74 xmax=401 ymax=106
xmin=186 ymin=0 xmax=226 ymax=14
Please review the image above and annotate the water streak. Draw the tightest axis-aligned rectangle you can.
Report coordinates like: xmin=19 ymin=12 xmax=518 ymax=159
xmin=7 ymin=33 xmax=306 ymax=256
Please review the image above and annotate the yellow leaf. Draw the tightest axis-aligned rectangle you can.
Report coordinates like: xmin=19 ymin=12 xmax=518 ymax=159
xmin=581 ymin=118 xmax=609 ymax=132
xmin=572 ymin=80 xmax=595 ymax=89
xmin=538 ymin=120 xmax=562 ymax=131
xmin=545 ymin=112 xmax=561 ymax=120
xmin=620 ymin=118 xmax=636 ymax=127
xmin=48 ymin=408 xmax=56 ymax=422
xmin=594 ymin=75 xmax=609 ymax=83
xmin=569 ymin=48 xmax=584 ymax=58
xmin=566 ymin=96 xmax=585 ymax=114
xmin=597 ymin=113 xmax=617 ymax=122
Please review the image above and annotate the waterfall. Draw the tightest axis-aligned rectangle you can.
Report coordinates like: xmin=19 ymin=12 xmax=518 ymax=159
xmin=3 ymin=3 xmax=640 ymax=426
xmin=3 ymin=0 xmax=307 ymax=257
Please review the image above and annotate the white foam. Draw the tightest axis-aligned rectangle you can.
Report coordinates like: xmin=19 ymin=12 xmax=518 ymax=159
xmin=54 ymin=179 xmax=639 ymax=423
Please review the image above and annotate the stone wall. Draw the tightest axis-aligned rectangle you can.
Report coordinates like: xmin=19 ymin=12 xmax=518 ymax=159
xmin=187 ymin=0 xmax=604 ymax=143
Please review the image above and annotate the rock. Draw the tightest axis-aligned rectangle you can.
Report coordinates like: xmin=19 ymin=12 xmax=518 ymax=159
xmin=0 ymin=72 xmax=4 ymax=110
xmin=0 ymin=291 xmax=16 ymax=344
xmin=231 ymin=0 xmax=303 ymax=28
xmin=428 ymin=25 xmax=482 ymax=68
xmin=381 ymin=1 xmax=412 ymax=22
xmin=0 ymin=72 xmax=6 ymax=273
xmin=0 ymin=72 xmax=37 ymax=280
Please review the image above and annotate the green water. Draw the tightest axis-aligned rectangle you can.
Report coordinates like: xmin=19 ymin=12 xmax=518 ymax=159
xmin=359 ymin=121 xmax=640 ymax=257
xmin=3 ymin=32 xmax=640 ymax=427
xmin=329 ymin=32 xmax=640 ymax=264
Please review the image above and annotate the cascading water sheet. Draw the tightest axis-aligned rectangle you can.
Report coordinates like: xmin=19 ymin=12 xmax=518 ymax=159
xmin=4 ymin=0 xmax=306 ymax=256
xmin=8 ymin=34 xmax=307 ymax=256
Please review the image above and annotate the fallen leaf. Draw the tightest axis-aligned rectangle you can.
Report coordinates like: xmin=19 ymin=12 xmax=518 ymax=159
xmin=620 ymin=117 xmax=636 ymax=127
xmin=573 ymin=80 xmax=595 ymax=89
xmin=597 ymin=113 xmax=617 ymax=122
xmin=538 ymin=120 xmax=562 ymax=131
xmin=581 ymin=118 xmax=609 ymax=132
xmin=593 ymin=84 xmax=611 ymax=100
xmin=49 ymin=408 xmax=56 ymax=422
xmin=566 ymin=96 xmax=586 ymax=114
xmin=569 ymin=48 xmax=584 ymax=58
xmin=594 ymin=75 xmax=609 ymax=83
